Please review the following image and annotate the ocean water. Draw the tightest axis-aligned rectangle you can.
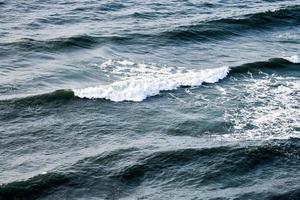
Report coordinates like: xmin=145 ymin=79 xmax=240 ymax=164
xmin=0 ymin=0 xmax=300 ymax=199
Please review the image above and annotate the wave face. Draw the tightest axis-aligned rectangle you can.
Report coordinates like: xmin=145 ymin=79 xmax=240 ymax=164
xmin=0 ymin=173 xmax=69 ymax=200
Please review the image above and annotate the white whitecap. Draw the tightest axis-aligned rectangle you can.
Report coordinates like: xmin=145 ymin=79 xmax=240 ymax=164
xmin=284 ymin=55 xmax=300 ymax=63
xmin=73 ymin=60 xmax=229 ymax=102
xmin=215 ymin=86 xmax=227 ymax=95
xmin=117 ymin=60 xmax=135 ymax=66
xmin=74 ymin=55 xmax=298 ymax=102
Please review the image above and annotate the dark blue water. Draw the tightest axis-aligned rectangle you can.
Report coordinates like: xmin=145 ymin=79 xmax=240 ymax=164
xmin=1 ymin=1 xmax=300 ymax=199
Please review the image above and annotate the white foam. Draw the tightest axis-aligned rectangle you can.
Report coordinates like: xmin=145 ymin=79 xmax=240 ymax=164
xmin=215 ymin=86 xmax=227 ymax=95
xmin=73 ymin=60 xmax=229 ymax=102
xmin=219 ymin=73 xmax=300 ymax=141
xmin=74 ymin=55 xmax=298 ymax=102
xmin=117 ymin=60 xmax=135 ymax=66
xmin=284 ymin=55 xmax=300 ymax=63
xmin=99 ymin=59 xmax=113 ymax=68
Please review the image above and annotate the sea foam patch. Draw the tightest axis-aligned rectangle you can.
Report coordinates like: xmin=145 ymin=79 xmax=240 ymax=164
xmin=73 ymin=60 xmax=229 ymax=102
xmin=217 ymin=71 xmax=300 ymax=141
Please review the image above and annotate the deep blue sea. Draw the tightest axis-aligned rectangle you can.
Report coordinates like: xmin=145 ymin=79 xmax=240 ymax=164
xmin=0 ymin=0 xmax=300 ymax=199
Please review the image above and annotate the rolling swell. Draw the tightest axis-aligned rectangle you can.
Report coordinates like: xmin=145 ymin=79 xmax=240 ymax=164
xmin=0 ymin=148 xmax=140 ymax=200
xmin=2 ymin=5 xmax=299 ymax=53
xmin=1 ymin=138 xmax=298 ymax=199
xmin=230 ymin=57 xmax=300 ymax=74
xmin=162 ymin=5 xmax=300 ymax=42
xmin=116 ymin=138 xmax=300 ymax=184
xmin=0 ymin=35 xmax=133 ymax=53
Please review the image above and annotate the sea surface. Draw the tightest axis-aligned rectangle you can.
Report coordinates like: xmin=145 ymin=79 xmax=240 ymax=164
xmin=1 ymin=0 xmax=300 ymax=199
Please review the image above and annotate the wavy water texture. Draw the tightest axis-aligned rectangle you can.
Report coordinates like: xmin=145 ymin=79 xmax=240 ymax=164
xmin=1 ymin=138 xmax=299 ymax=200
xmin=1 ymin=1 xmax=300 ymax=200
xmin=1 ymin=5 xmax=299 ymax=53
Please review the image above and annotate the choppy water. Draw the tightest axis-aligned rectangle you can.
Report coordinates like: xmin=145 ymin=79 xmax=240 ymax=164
xmin=1 ymin=1 xmax=300 ymax=199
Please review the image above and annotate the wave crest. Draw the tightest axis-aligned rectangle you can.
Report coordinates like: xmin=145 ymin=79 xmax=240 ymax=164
xmin=1 ymin=56 xmax=298 ymax=103
xmin=73 ymin=62 xmax=229 ymax=102
xmin=73 ymin=56 xmax=299 ymax=102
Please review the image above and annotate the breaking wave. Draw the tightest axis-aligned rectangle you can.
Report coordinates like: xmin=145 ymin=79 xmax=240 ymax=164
xmin=1 ymin=56 xmax=298 ymax=103
xmin=73 ymin=63 xmax=229 ymax=102
xmin=73 ymin=56 xmax=299 ymax=102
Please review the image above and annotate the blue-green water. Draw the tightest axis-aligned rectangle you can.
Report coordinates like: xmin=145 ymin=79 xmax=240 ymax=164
xmin=0 ymin=1 xmax=300 ymax=199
